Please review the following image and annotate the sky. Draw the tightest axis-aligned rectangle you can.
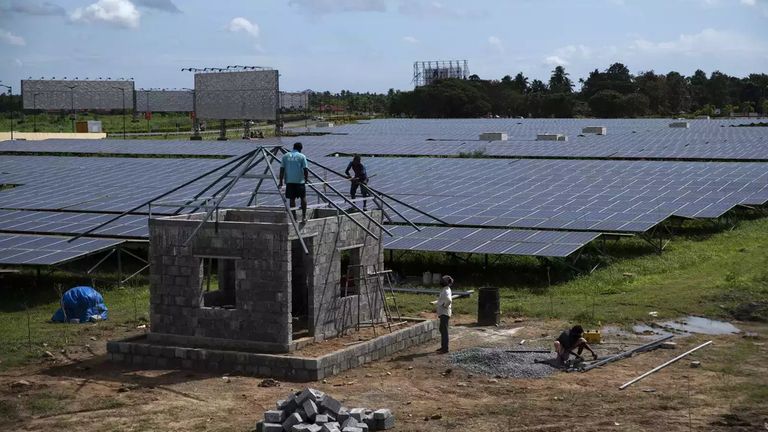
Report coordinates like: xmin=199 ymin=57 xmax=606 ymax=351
xmin=0 ymin=0 xmax=766 ymax=93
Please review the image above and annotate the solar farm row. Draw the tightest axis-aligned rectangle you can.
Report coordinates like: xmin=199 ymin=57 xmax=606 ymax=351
xmin=0 ymin=233 xmax=124 ymax=266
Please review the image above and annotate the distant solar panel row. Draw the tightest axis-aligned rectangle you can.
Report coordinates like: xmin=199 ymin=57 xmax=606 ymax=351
xmin=0 ymin=234 xmax=123 ymax=265
xmin=0 ymin=210 xmax=147 ymax=238
xmin=383 ymin=225 xmax=599 ymax=257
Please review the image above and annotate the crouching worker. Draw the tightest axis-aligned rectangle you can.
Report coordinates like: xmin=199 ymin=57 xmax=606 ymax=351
xmin=554 ymin=325 xmax=597 ymax=364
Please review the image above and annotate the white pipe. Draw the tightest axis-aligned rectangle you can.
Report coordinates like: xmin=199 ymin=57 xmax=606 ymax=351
xmin=619 ymin=340 xmax=713 ymax=390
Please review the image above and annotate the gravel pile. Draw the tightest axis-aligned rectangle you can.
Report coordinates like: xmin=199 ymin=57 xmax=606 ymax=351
xmin=451 ymin=348 xmax=558 ymax=379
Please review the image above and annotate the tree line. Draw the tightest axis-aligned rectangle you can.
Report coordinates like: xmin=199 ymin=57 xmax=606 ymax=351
xmin=388 ymin=64 xmax=768 ymax=118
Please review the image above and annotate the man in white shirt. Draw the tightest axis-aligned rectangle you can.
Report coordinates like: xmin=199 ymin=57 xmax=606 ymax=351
xmin=436 ymin=275 xmax=453 ymax=354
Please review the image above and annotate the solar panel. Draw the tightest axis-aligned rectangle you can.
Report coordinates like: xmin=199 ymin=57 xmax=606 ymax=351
xmin=0 ymin=234 xmax=124 ymax=265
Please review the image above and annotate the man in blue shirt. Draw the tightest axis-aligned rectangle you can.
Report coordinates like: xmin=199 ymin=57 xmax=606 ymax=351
xmin=278 ymin=142 xmax=309 ymax=222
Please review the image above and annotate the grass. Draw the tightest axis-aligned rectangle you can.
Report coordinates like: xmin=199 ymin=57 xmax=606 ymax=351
xmin=1 ymin=215 xmax=767 ymax=370
xmin=390 ymin=216 xmax=768 ymax=325
xmin=0 ymin=276 xmax=149 ymax=370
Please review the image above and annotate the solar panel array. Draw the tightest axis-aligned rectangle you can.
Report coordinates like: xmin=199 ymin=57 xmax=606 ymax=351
xmin=383 ymin=226 xmax=599 ymax=257
xmin=0 ymin=234 xmax=123 ymax=266
xmin=1 ymin=118 xmax=767 ymax=264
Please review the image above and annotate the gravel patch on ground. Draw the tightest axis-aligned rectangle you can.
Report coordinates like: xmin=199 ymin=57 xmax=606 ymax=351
xmin=451 ymin=348 xmax=559 ymax=379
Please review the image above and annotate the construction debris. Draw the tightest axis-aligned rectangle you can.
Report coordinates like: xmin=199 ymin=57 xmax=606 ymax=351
xmin=451 ymin=348 xmax=557 ymax=379
xmin=255 ymin=388 xmax=395 ymax=432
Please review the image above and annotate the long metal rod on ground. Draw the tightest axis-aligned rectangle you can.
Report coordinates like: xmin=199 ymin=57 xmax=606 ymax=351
xmin=619 ymin=340 xmax=713 ymax=390
xmin=580 ymin=334 xmax=674 ymax=372
xmin=67 ymin=152 xmax=252 ymax=242
xmin=302 ymin=157 xmax=431 ymax=230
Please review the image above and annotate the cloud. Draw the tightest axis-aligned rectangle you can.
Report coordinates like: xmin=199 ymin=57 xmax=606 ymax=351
xmin=402 ymin=35 xmax=419 ymax=44
xmin=488 ymin=36 xmax=504 ymax=54
xmin=543 ymin=44 xmax=603 ymax=68
xmin=134 ymin=0 xmax=181 ymax=13
xmin=2 ymin=0 xmax=65 ymax=16
xmin=288 ymin=0 xmax=387 ymax=14
xmin=630 ymin=28 xmax=766 ymax=56
xmin=740 ymin=0 xmax=756 ymax=4
xmin=398 ymin=0 xmax=485 ymax=18
xmin=227 ymin=17 xmax=259 ymax=38
xmin=70 ymin=0 xmax=141 ymax=28
xmin=0 ymin=29 xmax=26 ymax=46
xmin=544 ymin=56 xmax=568 ymax=67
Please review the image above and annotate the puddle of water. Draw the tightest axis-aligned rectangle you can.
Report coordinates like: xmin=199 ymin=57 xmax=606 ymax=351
xmin=633 ymin=316 xmax=740 ymax=336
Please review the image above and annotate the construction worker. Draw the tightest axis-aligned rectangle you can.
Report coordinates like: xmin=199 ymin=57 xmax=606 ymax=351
xmin=436 ymin=275 xmax=454 ymax=354
xmin=344 ymin=155 xmax=369 ymax=210
xmin=554 ymin=325 xmax=597 ymax=364
xmin=278 ymin=142 xmax=309 ymax=222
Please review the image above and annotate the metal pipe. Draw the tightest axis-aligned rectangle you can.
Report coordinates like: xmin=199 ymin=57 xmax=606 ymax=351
xmin=67 ymin=151 xmax=253 ymax=242
xmin=272 ymin=147 xmax=391 ymax=236
xmin=619 ymin=340 xmax=713 ymax=390
xmin=580 ymin=334 xmax=674 ymax=372
xmin=302 ymin=156 xmax=428 ymax=230
xmin=182 ymin=151 xmax=261 ymax=245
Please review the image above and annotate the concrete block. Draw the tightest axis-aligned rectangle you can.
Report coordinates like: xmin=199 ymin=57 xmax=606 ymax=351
xmin=298 ymin=388 xmax=325 ymax=404
xmin=373 ymin=415 xmax=395 ymax=430
xmin=315 ymin=414 xmax=330 ymax=424
xmin=321 ymin=424 xmax=340 ymax=432
xmin=536 ymin=133 xmax=567 ymax=141
xmin=479 ymin=132 xmax=508 ymax=141
xmin=283 ymin=413 xmax=303 ymax=431
xmin=291 ymin=424 xmax=312 ymax=432
xmin=349 ymin=408 xmax=366 ymax=421
xmin=265 ymin=410 xmax=286 ymax=423
xmin=582 ymin=126 xmax=607 ymax=135
xmin=372 ymin=409 xmax=390 ymax=420
xmin=307 ymin=425 xmax=322 ymax=432
xmin=303 ymin=399 xmax=319 ymax=421
xmin=262 ymin=423 xmax=283 ymax=432
xmin=341 ymin=427 xmax=363 ymax=432
xmin=341 ymin=418 xmax=359 ymax=429
xmin=669 ymin=121 xmax=690 ymax=128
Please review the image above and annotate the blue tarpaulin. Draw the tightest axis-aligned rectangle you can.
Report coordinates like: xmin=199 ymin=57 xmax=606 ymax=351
xmin=51 ymin=286 xmax=108 ymax=323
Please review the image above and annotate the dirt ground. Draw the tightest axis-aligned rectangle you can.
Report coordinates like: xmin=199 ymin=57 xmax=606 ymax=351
xmin=1 ymin=315 xmax=766 ymax=432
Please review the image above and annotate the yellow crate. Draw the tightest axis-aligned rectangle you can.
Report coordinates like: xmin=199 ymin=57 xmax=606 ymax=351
xmin=584 ymin=330 xmax=601 ymax=344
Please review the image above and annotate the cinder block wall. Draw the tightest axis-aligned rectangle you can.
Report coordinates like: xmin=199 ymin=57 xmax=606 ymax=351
xmin=148 ymin=211 xmax=292 ymax=352
xmin=295 ymin=210 xmax=385 ymax=339
xmin=148 ymin=208 xmax=384 ymax=353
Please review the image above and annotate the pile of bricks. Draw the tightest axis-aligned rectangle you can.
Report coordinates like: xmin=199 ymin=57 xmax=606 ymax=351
xmin=256 ymin=388 xmax=395 ymax=432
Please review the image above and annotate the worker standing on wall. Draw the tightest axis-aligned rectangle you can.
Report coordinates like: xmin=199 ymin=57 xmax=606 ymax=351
xmin=344 ymin=155 xmax=370 ymax=211
xmin=436 ymin=275 xmax=454 ymax=354
xmin=279 ymin=142 xmax=309 ymax=222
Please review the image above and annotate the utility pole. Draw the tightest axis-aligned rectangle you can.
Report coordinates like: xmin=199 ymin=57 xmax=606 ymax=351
xmin=65 ymin=84 xmax=77 ymax=132
xmin=0 ymin=83 xmax=13 ymax=140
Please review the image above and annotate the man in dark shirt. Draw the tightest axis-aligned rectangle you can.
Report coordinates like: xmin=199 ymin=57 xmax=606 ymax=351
xmin=554 ymin=325 xmax=597 ymax=364
xmin=344 ymin=155 xmax=370 ymax=210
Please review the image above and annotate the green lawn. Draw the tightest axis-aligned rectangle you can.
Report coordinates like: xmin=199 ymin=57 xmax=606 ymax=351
xmin=1 ymin=216 xmax=767 ymax=370
xmin=392 ymin=217 xmax=768 ymax=325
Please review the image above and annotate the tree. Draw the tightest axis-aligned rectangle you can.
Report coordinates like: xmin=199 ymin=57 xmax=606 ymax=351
xmin=512 ymin=72 xmax=529 ymax=93
xmin=688 ymin=69 xmax=709 ymax=109
xmin=665 ymin=71 xmax=689 ymax=114
xmin=621 ymin=93 xmax=650 ymax=117
xmin=501 ymin=75 xmax=513 ymax=83
xmin=707 ymin=71 xmax=730 ymax=108
xmin=468 ymin=74 xmax=481 ymax=81
xmin=635 ymin=71 xmax=668 ymax=114
xmin=588 ymin=90 xmax=623 ymax=117
xmin=529 ymin=79 xmax=548 ymax=93
xmin=548 ymin=66 xmax=574 ymax=94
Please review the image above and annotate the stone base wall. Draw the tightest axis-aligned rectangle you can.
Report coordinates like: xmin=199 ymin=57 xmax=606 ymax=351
xmin=107 ymin=319 xmax=437 ymax=382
